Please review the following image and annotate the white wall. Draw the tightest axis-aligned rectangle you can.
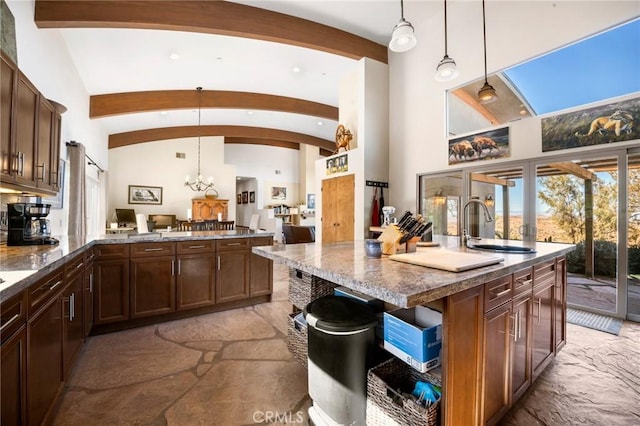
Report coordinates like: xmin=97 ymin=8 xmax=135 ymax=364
xmin=388 ymin=1 xmax=640 ymax=215
xmin=7 ymin=0 xmax=109 ymax=235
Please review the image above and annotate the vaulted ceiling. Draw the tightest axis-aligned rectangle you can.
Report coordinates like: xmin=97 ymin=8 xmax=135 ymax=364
xmin=32 ymin=0 xmax=411 ymax=155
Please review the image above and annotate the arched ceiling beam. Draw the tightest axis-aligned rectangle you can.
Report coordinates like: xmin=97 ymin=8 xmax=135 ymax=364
xmin=109 ymin=125 xmax=335 ymax=152
xmin=90 ymin=90 xmax=338 ymax=120
xmin=34 ymin=0 xmax=388 ymax=64
xmin=225 ymin=137 xmax=332 ymax=157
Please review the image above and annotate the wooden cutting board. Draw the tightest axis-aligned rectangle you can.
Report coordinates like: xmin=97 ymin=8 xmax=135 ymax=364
xmin=389 ymin=249 xmax=503 ymax=272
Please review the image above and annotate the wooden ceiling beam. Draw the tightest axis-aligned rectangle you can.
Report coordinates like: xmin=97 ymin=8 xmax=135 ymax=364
xmin=471 ymin=172 xmax=516 ymax=187
xmin=34 ymin=0 xmax=387 ymax=63
xmin=225 ymin=137 xmax=299 ymax=151
xmin=548 ymin=162 xmax=596 ymax=181
xmin=109 ymin=125 xmax=335 ymax=151
xmin=451 ymin=89 xmax=499 ymax=126
xmin=90 ymin=90 xmax=338 ymax=120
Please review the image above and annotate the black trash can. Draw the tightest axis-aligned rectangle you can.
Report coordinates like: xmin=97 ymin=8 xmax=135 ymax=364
xmin=304 ymin=295 xmax=378 ymax=425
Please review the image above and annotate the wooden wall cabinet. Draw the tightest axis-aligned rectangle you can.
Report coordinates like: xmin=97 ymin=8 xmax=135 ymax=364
xmin=216 ymin=238 xmax=251 ymax=303
xmin=1 ymin=51 xmax=17 ymax=180
xmin=192 ymin=198 xmax=228 ymax=221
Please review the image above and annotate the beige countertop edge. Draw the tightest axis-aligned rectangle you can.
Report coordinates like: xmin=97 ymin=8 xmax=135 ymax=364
xmin=252 ymin=241 xmax=575 ymax=308
xmin=0 ymin=231 xmax=274 ymax=302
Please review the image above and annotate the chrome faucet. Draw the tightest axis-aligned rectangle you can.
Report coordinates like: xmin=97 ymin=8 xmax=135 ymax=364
xmin=461 ymin=199 xmax=494 ymax=247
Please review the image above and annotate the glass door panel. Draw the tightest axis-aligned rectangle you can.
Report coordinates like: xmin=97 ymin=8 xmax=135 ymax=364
xmin=469 ymin=168 xmax=525 ymax=241
xmin=535 ymin=157 xmax=619 ymax=314
xmin=418 ymin=172 xmax=463 ymax=237
xmin=627 ymin=153 xmax=640 ymax=319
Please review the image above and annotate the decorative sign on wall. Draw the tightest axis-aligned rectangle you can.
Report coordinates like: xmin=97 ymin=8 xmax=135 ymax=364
xmin=448 ymin=127 xmax=510 ymax=165
xmin=542 ymin=97 xmax=639 ymax=152
xmin=326 ymin=153 xmax=348 ymax=175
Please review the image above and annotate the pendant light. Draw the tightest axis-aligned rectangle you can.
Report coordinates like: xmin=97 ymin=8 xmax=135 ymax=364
xmin=185 ymin=87 xmax=215 ymax=192
xmin=435 ymin=0 xmax=459 ymax=82
xmin=477 ymin=0 xmax=497 ymax=104
xmin=389 ymin=0 xmax=417 ymax=53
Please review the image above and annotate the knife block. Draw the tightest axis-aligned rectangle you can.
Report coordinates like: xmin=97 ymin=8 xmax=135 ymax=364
xmin=376 ymin=225 xmax=403 ymax=255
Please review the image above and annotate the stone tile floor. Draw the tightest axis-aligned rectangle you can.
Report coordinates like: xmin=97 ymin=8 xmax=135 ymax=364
xmin=53 ymin=263 xmax=640 ymax=425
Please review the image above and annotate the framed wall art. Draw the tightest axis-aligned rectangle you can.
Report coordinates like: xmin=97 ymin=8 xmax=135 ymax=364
xmin=237 ymin=193 xmax=242 ymax=204
xmin=448 ymin=127 xmax=510 ymax=165
xmin=249 ymin=191 xmax=255 ymax=203
xmin=242 ymin=191 xmax=248 ymax=204
xmin=128 ymin=185 xmax=162 ymax=205
xmin=271 ymin=186 xmax=286 ymax=200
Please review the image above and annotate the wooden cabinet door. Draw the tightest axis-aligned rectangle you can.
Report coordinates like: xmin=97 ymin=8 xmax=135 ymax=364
xmin=84 ymin=258 xmax=94 ymax=337
xmin=532 ymin=280 xmax=555 ymax=379
xmin=1 ymin=52 xmax=16 ymax=180
xmin=482 ymin=303 xmax=511 ymax=426
xmin=216 ymin=250 xmax=250 ymax=303
xmin=511 ymin=292 xmax=532 ymax=402
xmin=554 ymin=257 xmax=566 ymax=352
xmin=176 ymin=253 xmax=216 ymax=310
xmin=1 ymin=326 xmax=26 ymax=426
xmin=322 ymin=174 xmax=354 ymax=243
xmin=50 ymin=111 xmax=62 ymax=192
xmin=14 ymin=72 xmax=38 ymax=187
xmin=94 ymin=258 xmax=130 ymax=324
xmin=27 ymin=295 xmax=63 ymax=426
xmin=62 ymin=275 xmax=84 ymax=379
xmin=250 ymin=237 xmax=273 ymax=297
xmin=130 ymin=256 xmax=176 ymax=318
xmin=36 ymin=96 xmax=54 ymax=191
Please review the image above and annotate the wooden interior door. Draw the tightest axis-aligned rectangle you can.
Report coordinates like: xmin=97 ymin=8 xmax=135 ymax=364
xmin=322 ymin=174 xmax=354 ymax=244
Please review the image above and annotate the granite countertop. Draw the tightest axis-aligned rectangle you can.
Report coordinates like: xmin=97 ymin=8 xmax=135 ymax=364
xmin=0 ymin=230 xmax=273 ymax=302
xmin=252 ymin=237 xmax=575 ymax=308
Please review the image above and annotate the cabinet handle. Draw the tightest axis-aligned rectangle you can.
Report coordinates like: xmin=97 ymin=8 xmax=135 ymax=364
xmin=37 ymin=162 xmax=46 ymax=181
xmin=89 ymin=272 xmax=93 ymax=293
xmin=517 ymin=310 xmax=522 ymax=340
xmin=226 ymin=242 xmax=242 ymax=246
xmin=217 ymin=256 xmax=221 ymax=270
xmin=20 ymin=152 xmax=24 ymax=176
xmin=515 ymin=278 xmax=532 ymax=288
xmin=0 ymin=314 xmax=20 ymax=333
xmin=492 ymin=288 xmax=511 ymax=299
xmin=70 ymin=293 xmax=75 ymax=321
xmin=171 ymin=260 xmax=175 ymax=276
xmin=178 ymin=260 xmax=181 ymax=275
xmin=48 ymin=280 xmax=62 ymax=292
xmin=188 ymin=245 xmax=205 ymax=249
xmin=509 ymin=314 xmax=516 ymax=340
xmin=144 ymin=248 xmax=164 ymax=252
xmin=75 ymin=262 xmax=84 ymax=270
xmin=537 ymin=297 xmax=542 ymax=323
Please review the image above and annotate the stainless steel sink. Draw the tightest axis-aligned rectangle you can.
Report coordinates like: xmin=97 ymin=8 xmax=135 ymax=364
xmin=468 ymin=244 xmax=536 ymax=254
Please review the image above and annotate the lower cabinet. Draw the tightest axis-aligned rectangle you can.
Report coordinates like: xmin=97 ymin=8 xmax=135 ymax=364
xmin=27 ymin=291 xmax=63 ymax=426
xmin=250 ymin=237 xmax=273 ymax=297
xmin=130 ymin=255 xmax=176 ymax=318
xmin=482 ymin=301 xmax=512 ymax=425
xmin=83 ymin=250 xmax=95 ymax=337
xmin=554 ymin=256 xmax=567 ymax=352
xmin=1 ymin=326 xmax=27 ymax=426
xmin=62 ymin=273 xmax=84 ymax=379
xmin=177 ymin=253 xmax=217 ymax=310
xmin=532 ymin=267 xmax=555 ymax=379
xmin=216 ymin=239 xmax=251 ymax=303
xmin=94 ymin=245 xmax=130 ymax=325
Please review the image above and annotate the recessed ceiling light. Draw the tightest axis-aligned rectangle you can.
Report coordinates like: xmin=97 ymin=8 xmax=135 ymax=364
xmin=247 ymin=111 xmax=254 ymax=115
xmin=160 ymin=111 xmax=168 ymax=116
xmin=292 ymin=66 xmax=301 ymax=73
xmin=216 ymin=57 xmax=223 ymax=61
xmin=169 ymin=52 xmax=180 ymax=61
xmin=317 ymin=121 xmax=324 ymax=126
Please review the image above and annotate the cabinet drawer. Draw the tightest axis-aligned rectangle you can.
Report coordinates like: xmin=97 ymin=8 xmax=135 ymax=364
xmin=534 ymin=260 xmax=556 ymax=289
xmin=216 ymin=238 xmax=250 ymax=251
xmin=1 ymin=290 xmax=26 ymax=343
xmin=484 ymin=275 xmax=513 ymax=312
xmin=85 ymin=247 xmax=96 ymax=264
xmin=513 ymin=267 xmax=533 ymax=296
xmin=94 ymin=244 xmax=129 ymax=259
xmin=251 ymin=237 xmax=273 ymax=247
xmin=130 ymin=242 xmax=176 ymax=258
xmin=64 ymin=253 xmax=84 ymax=280
xmin=176 ymin=240 xmax=215 ymax=254
xmin=28 ymin=270 xmax=64 ymax=315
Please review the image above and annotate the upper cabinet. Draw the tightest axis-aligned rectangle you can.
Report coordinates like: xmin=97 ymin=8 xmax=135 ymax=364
xmin=0 ymin=51 xmax=64 ymax=196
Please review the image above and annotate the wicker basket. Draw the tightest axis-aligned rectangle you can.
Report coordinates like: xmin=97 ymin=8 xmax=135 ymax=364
xmin=288 ymin=268 xmax=336 ymax=310
xmin=367 ymin=357 xmax=441 ymax=426
xmin=286 ymin=312 xmax=308 ymax=368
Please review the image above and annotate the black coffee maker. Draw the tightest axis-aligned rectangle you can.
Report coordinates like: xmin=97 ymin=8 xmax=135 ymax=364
xmin=7 ymin=203 xmax=59 ymax=246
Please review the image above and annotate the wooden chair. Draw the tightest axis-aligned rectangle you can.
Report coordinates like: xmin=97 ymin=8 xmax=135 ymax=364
xmin=214 ymin=220 xmax=234 ymax=230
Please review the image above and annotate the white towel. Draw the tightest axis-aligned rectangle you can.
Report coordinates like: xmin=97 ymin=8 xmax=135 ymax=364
xmin=136 ymin=213 xmax=149 ymax=233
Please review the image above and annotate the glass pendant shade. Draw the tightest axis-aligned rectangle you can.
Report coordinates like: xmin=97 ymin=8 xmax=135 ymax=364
xmin=435 ymin=55 xmax=459 ymax=82
xmin=389 ymin=20 xmax=417 ymax=52
xmin=478 ymin=81 xmax=498 ymax=104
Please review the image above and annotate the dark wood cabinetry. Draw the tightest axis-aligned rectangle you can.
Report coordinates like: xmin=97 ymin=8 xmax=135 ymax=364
xmin=532 ymin=260 xmax=555 ymax=379
xmin=554 ymin=256 xmax=566 ymax=352
xmin=216 ymin=238 xmax=251 ymax=303
xmin=1 ymin=290 xmax=27 ymax=426
xmin=176 ymin=241 xmax=216 ymax=310
xmin=130 ymin=242 xmax=176 ymax=318
xmin=0 ymin=50 xmax=63 ymax=195
xmin=482 ymin=301 xmax=511 ymax=425
xmin=84 ymin=248 xmax=95 ymax=337
xmin=94 ymin=244 xmax=130 ymax=325
xmin=27 ymin=271 xmax=64 ymax=426
xmin=63 ymin=254 xmax=85 ymax=379
xmin=250 ymin=237 xmax=273 ymax=297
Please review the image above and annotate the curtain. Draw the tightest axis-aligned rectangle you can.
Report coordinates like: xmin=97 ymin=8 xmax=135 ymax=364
xmin=68 ymin=143 xmax=86 ymax=235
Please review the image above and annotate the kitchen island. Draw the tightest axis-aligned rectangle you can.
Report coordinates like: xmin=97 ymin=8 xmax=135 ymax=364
xmin=253 ymin=237 xmax=574 ymax=426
